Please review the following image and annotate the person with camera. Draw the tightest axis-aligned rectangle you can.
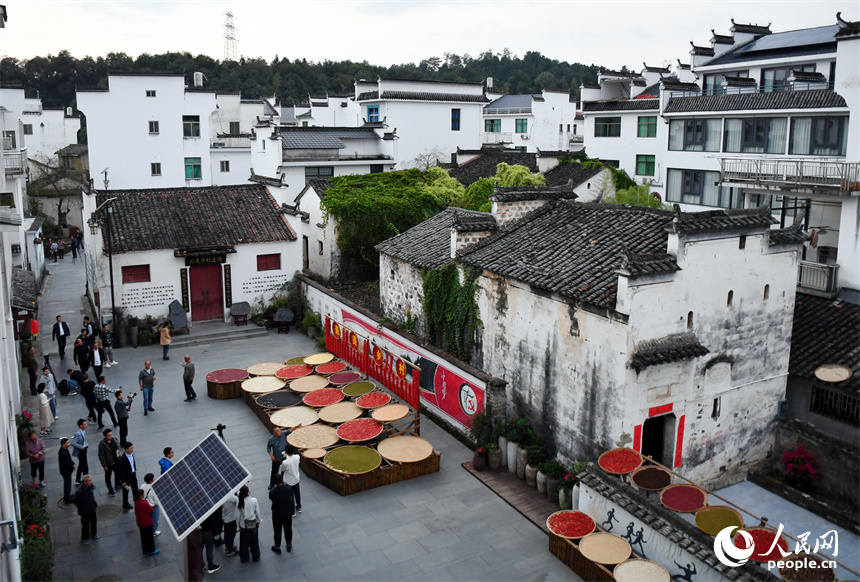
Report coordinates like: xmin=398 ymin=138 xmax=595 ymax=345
xmin=114 ymin=390 xmax=135 ymax=446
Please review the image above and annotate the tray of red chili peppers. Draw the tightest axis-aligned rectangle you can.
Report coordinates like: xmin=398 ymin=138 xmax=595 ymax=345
xmin=597 ymin=448 xmax=643 ymax=475
xmin=546 ymin=510 xmax=596 ymax=540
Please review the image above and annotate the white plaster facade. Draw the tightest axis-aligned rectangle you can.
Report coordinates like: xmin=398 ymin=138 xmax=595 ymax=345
xmin=482 ymin=90 xmax=579 ymax=152
xmin=0 ymin=87 xmax=80 ymax=165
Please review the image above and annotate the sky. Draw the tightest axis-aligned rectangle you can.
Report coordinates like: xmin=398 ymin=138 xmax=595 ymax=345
xmin=1 ymin=1 xmax=858 ymax=71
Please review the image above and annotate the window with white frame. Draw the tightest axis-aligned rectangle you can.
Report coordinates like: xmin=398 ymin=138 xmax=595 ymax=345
xmin=229 ymin=121 xmax=241 ymax=134
xmin=666 ymin=168 xmax=741 ymax=208
xmin=151 ymin=162 xmax=161 ymax=176
xmin=305 ymin=166 xmax=334 ymax=185
xmin=146 ymin=90 xmax=156 ymax=97
xmin=762 ymin=64 xmax=814 ymax=93
xmin=220 ymin=160 xmax=230 ymax=172
xmin=636 ymin=155 xmax=655 ymax=176
xmin=148 ymin=120 xmax=160 ymax=134
xmin=637 ymin=116 xmax=657 ymax=138
xmin=23 ymin=124 xmax=33 ymax=135
xmin=594 ymin=117 xmax=621 ymax=137
xmin=451 ymin=109 xmax=460 ymax=131
xmin=515 ymin=119 xmax=528 ymax=133
xmin=485 ymin=119 xmax=501 ymax=132
xmin=182 ymin=115 xmax=200 ymax=137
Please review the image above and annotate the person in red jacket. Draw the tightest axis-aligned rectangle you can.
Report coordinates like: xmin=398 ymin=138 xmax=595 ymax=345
xmin=134 ymin=489 xmax=159 ymax=556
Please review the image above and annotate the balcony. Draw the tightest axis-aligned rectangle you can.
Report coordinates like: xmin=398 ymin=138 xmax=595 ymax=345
xmin=3 ymin=152 xmax=25 ymax=175
xmin=484 ymin=107 xmax=532 ymax=115
xmin=482 ymin=132 xmax=512 ymax=145
xmin=797 ymin=261 xmax=840 ymax=298
xmin=719 ymin=157 xmax=860 ymax=195
xmin=211 ymin=135 xmax=252 ymax=149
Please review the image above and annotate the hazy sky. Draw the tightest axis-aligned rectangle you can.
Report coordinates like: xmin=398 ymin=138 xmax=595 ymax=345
xmin=1 ymin=1 xmax=857 ymax=71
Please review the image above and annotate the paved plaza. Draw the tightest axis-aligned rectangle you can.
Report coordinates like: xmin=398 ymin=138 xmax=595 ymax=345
xmin=34 ymin=258 xmax=578 ymax=581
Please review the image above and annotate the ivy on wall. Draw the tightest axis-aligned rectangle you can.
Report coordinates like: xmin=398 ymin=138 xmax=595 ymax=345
xmin=422 ymin=264 xmax=482 ymax=361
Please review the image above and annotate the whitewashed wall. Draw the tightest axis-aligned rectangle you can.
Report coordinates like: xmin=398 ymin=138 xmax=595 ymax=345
xmin=378 ymin=254 xmax=426 ymax=336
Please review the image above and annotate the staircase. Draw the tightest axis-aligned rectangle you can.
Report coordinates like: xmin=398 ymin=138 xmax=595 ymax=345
xmin=169 ymin=321 xmax=270 ymax=349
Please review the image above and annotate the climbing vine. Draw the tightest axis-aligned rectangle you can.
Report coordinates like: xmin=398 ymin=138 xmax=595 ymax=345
xmin=422 ymin=264 xmax=482 ymax=361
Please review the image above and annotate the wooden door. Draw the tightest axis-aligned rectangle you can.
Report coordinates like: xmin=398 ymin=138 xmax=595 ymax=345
xmin=189 ymin=264 xmax=224 ymax=321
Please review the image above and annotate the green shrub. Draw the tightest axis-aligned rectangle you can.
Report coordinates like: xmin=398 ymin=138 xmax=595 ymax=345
xmin=540 ymin=460 xmax=566 ymax=479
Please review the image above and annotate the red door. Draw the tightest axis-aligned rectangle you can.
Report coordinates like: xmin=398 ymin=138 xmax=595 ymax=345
xmin=189 ymin=264 xmax=224 ymax=321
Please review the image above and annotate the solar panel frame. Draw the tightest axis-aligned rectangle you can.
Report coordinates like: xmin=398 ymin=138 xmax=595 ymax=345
xmin=150 ymin=433 xmax=251 ymax=541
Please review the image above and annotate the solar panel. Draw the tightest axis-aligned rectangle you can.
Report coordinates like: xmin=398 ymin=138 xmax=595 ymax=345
xmin=150 ymin=433 xmax=251 ymax=541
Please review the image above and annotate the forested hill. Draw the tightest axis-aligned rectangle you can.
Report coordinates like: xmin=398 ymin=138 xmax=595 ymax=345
xmin=0 ymin=49 xmax=606 ymax=110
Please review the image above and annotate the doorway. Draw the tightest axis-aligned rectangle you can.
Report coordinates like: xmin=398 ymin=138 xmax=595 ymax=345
xmin=641 ymin=413 xmax=676 ymax=465
xmin=189 ymin=264 xmax=224 ymax=321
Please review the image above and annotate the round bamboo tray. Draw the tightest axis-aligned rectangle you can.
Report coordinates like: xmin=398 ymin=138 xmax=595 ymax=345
xmin=241 ymin=376 xmax=286 ymax=394
xmin=205 ymin=368 xmax=249 ymax=399
xmin=778 ymin=554 xmax=836 ymax=581
xmin=287 ymin=424 xmax=339 ymax=449
xmin=247 ymin=362 xmax=284 ymax=376
xmin=303 ymin=448 xmax=327 ymax=460
xmin=597 ymin=448 xmax=643 ymax=475
xmin=546 ymin=510 xmax=595 ymax=539
xmin=315 ymin=361 xmax=347 ymax=375
xmin=660 ymin=484 xmax=708 ymax=513
xmin=276 ymin=365 xmax=314 ymax=380
xmin=372 ymin=404 xmax=410 ymax=423
xmin=304 ymin=353 xmax=335 ymax=366
xmin=290 ymin=375 xmax=330 ymax=393
xmin=324 ymin=446 xmax=382 ymax=475
xmin=318 ymin=401 xmax=363 ymax=424
xmin=329 ymin=371 xmax=362 ymax=385
xmin=376 ymin=435 xmax=433 ymax=463
xmin=255 ymin=390 xmax=303 ymax=409
xmin=356 ymin=392 xmax=391 ymax=409
xmin=285 ymin=356 xmax=307 ymax=366
xmin=270 ymin=406 xmax=319 ymax=428
xmin=342 ymin=381 xmax=375 ymax=397
xmin=578 ymin=532 xmax=631 ymax=565
xmin=613 ymin=560 xmax=671 ymax=582
xmin=695 ymin=505 xmax=744 ymax=536
xmin=630 ymin=465 xmax=673 ymax=491
xmin=336 ymin=418 xmax=383 ymax=443
xmin=733 ymin=527 xmax=789 ymax=563
xmin=302 ymin=388 xmax=345 ymax=407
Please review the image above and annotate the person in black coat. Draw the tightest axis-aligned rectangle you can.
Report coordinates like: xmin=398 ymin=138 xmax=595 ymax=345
xmin=58 ymin=437 xmax=76 ymax=503
xmin=116 ymin=441 xmax=139 ymax=510
xmin=79 ymin=374 xmax=98 ymax=422
xmin=200 ymin=510 xmax=222 ymax=573
xmin=268 ymin=474 xmax=294 ymax=553
xmin=52 ymin=316 xmax=71 ymax=359
xmin=74 ymin=338 xmax=91 ymax=374
xmin=73 ymin=475 xmax=98 ymax=543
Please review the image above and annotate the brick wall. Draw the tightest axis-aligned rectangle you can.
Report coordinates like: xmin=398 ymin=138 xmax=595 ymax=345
xmin=378 ymin=254 xmax=426 ymax=336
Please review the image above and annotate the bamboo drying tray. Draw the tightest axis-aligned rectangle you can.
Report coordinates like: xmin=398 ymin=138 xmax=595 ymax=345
xmin=270 ymin=406 xmax=319 ymax=428
xmin=303 ymin=448 xmax=327 ymax=460
xmin=613 ymin=559 xmax=670 ymax=582
xmin=318 ymin=401 xmax=363 ymax=424
xmin=323 ymin=445 xmax=382 ymax=475
xmin=247 ymin=362 xmax=284 ymax=376
xmin=372 ymin=404 xmax=410 ymax=423
xmin=287 ymin=424 xmax=339 ymax=449
xmin=343 ymin=381 xmax=375 ymax=396
xmin=304 ymin=353 xmax=335 ymax=366
xmin=376 ymin=435 xmax=433 ymax=463
xmin=241 ymin=376 xmax=286 ymax=394
xmin=289 ymin=375 xmax=330 ymax=393
xmin=255 ymin=390 xmax=303 ymax=409
xmin=285 ymin=356 xmax=307 ymax=366
xmin=577 ymin=532 xmax=631 ymax=565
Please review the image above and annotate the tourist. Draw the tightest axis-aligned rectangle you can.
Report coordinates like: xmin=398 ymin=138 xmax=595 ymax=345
xmin=266 ymin=427 xmax=287 ymax=488
xmin=52 ymin=315 xmax=71 ymax=359
xmin=159 ymin=322 xmax=172 ymax=360
xmin=138 ymin=360 xmax=156 ymax=415
xmin=237 ymin=485 xmax=261 ymax=563
xmin=74 ymin=337 xmax=91 ymax=374
xmin=221 ymin=492 xmax=239 ymax=557
xmin=37 ymin=384 xmax=54 ymax=435
xmin=182 ymin=355 xmax=196 ymax=401
xmin=42 ymin=367 xmax=58 ymax=419
xmin=117 ymin=441 xmax=138 ymax=510
xmin=159 ymin=447 xmax=174 ymax=474
xmin=57 ymin=238 xmax=65 ymax=259
xmin=71 ymin=419 xmax=89 ymax=484
xmin=24 ymin=430 xmax=46 ymax=487
xmin=200 ymin=508 xmax=221 ymax=573
xmin=97 ymin=428 xmax=120 ymax=497
xmin=268 ymin=474 xmax=294 ymax=554
xmin=58 ymin=438 xmax=75 ymax=504
xmin=94 ymin=375 xmax=118 ymax=428
xmin=73 ymin=475 xmax=98 ymax=544
xmin=279 ymin=444 xmax=302 ymax=516
xmin=100 ymin=324 xmax=118 ymax=367
xmin=80 ymin=373 xmax=98 ymax=423
xmin=140 ymin=473 xmax=161 ymax=536
xmin=114 ymin=390 xmax=134 ymax=446
xmin=134 ymin=489 xmax=158 ymax=556
xmin=83 ymin=316 xmax=96 ymax=347
xmin=25 ymin=347 xmax=39 ymax=396
xmin=91 ymin=339 xmax=106 ymax=379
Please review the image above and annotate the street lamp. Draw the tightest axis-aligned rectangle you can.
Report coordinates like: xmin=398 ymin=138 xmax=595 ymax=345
xmin=93 ymin=193 xmax=118 ymax=330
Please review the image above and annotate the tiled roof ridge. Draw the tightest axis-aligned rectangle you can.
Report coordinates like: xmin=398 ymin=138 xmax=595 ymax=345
xmin=452 ymin=209 xmax=497 ymax=232
xmin=711 ymin=30 xmax=735 ymax=44
xmin=730 ymin=19 xmax=772 ymax=35
xmin=490 ymin=181 xmax=578 ymax=203
xmin=768 ymin=222 xmax=809 ymax=246
xmin=619 ymin=247 xmax=681 ymax=278
xmin=457 ymin=200 xmax=563 ymax=258
xmin=630 ymin=332 xmax=710 ymax=371
xmin=379 ymin=77 xmax=484 ymax=86
xmin=836 ymin=12 xmax=860 ymax=38
xmin=665 ymin=89 xmax=847 ymax=113
xmin=101 ymin=183 xmax=265 ymax=196
xmin=672 ymin=203 xmax=777 ymax=234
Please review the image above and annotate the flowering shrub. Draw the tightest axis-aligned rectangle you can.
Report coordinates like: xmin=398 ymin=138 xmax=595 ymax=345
xmin=18 ymin=478 xmax=53 ymax=581
xmin=475 ymin=447 xmax=487 ymax=457
xmin=560 ymin=472 xmax=578 ymax=491
xmin=782 ymin=445 xmax=820 ymax=485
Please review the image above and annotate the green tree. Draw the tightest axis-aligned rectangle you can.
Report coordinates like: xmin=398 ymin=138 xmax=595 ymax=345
xmin=603 ymin=184 xmax=670 ymax=209
xmin=450 ymin=163 xmax=545 ymax=212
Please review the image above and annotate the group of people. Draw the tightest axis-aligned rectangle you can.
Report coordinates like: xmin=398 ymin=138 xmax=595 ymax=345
xmin=45 ymin=232 xmax=81 ymax=263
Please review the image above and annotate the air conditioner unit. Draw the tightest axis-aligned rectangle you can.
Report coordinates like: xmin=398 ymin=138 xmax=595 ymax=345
xmin=520 ymin=134 xmax=529 ymax=140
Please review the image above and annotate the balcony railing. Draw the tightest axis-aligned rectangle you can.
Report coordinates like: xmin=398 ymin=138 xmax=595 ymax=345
xmin=570 ymin=135 xmax=584 ymax=143
xmin=211 ymin=135 xmax=252 ymax=149
xmin=3 ymin=152 xmax=24 ymax=175
xmin=482 ymin=132 xmax=512 ymax=145
xmin=797 ymin=261 xmax=839 ymax=296
xmin=719 ymin=157 xmax=860 ymax=195
xmin=484 ymin=107 xmax=532 ymax=115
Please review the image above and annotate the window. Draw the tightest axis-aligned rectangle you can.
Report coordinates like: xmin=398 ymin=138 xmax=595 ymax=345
xmin=594 ymin=117 xmax=621 ymax=137
xmin=790 ymin=117 xmax=848 ymax=156
xmin=3 ymin=131 xmax=15 ymax=149
xmin=229 ymin=121 xmax=241 ymax=135
xmin=23 ymin=124 xmax=32 ymax=135
xmin=763 ymin=284 xmax=770 ymax=300
xmin=151 ymin=162 xmax=161 ymax=176
xmin=367 ymin=105 xmax=379 ymax=123
xmin=220 ymin=160 xmax=230 ymax=173
xmin=638 ymin=116 xmax=657 ymax=137
xmin=702 ymin=71 xmax=749 ymax=95
xmin=711 ymin=397 xmax=721 ymax=419
xmin=370 ymin=164 xmax=384 ymax=174
xmin=318 ymin=241 xmax=324 ymax=255
xmin=666 ymin=168 xmax=740 ymax=208
xmin=148 ymin=120 xmax=160 ymax=134
xmin=727 ymin=290 xmax=733 ymax=306
xmin=515 ymin=119 xmax=528 ymax=133
xmin=451 ymin=109 xmax=460 ymax=131
xmin=636 ymin=155 xmax=655 ymax=176
xmin=762 ymin=64 xmax=814 ymax=93
xmin=302 ymin=121 xmax=309 ymax=127
xmin=256 ymin=254 xmax=281 ymax=271
xmin=514 ymin=146 xmax=527 ymax=152
xmin=305 ymin=166 xmax=334 ymax=185
xmin=687 ymin=311 xmax=694 ymax=329
xmin=182 ymin=115 xmax=200 ymax=137
xmin=145 ymin=90 xmax=156 ymax=97
xmin=724 ymin=117 xmax=787 ymax=154
xmin=184 ymin=157 xmax=202 ymax=180
xmin=739 ymin=235 xmax=746 ymax=250
xmin=485 ymin=119 xmax=501 ymax=132
xmin=669 ymin=119 xmax=721 ymax=151
xmin=810 ymin=384 xmax=859 ymax=425
xmin=122 ymin=265 xmax=151 ymax=284
xmin=573 ymin=124 xmax=577 ymax=134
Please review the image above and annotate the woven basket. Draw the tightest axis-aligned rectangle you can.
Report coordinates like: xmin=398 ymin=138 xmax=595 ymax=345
xmin=318 ymin=401 xmax=363 ymax=424
xmin=270 ymin=406 xmax=319 ymax=428
xmin=289 ymin=375 xmax=330 ymax=393
xmin=372 ymin=404 xmax=410 ymax=423
xmin=376 ymin=435 xmax=433 ymax=463
xmin=287 ymin=424 xmax=339 ymax=449
xmin=304 ymin=352 xmax=335 ymax=366
xmin=241 ymin=376 xmax=286 ymax=394
xmin=246 ymin=362 xmax=284 ymax=377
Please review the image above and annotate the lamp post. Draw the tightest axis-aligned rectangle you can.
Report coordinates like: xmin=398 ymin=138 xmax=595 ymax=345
xmin=92 ymin=190 xmax=118 ymax=331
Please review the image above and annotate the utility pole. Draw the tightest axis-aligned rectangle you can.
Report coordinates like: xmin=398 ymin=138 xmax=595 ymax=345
xmin=224 ymin=12 xmax=237 ymax=61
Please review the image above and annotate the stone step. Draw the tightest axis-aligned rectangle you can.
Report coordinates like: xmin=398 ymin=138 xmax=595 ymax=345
xmin=169 ymin=325 xmax=270 ymax=348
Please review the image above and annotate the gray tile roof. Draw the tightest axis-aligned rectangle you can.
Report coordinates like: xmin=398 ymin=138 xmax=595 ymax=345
xmin=836 ymin=13 xmax=860 ymax=37
xmin=723 ymin=76 xmax=757 ymax=87
xmin=490 ymin=183 xmax=577 ymax=203
xmin=630 ymin=333 xmax=709 ymax=371
xmin=671 ymin=205 xmax=776 ymax=235
xmin=620 ymin=248 xmax=681 ymax=278
xmin=453 ymin=211 xmax=497 ymax=233
xmin=11 ymin=268 xmax=38 ymax=312
xmin=664 ymin=90 xmax=847 ymax=113
xmin=376 ymin=207 xmax=493 ymax=269
xmin=97 ymin=184 xmax=296 ymax=253
xmin=543 ymin=162 xmax=603 ymax=188
xmin=769 ymin=224 xmax=809 ymax=246
xmin=58 ymin=144 xmax=88 ymax=156
xmin=582 ymin=99 xmax=659 ymax=112
xmin=730 ymin=20 xmax=772 ymax=35
xmin=449 ymin=152 xmax=538 ymax=186
xmin=690 ymin=44 xmax=715 ymax=56
xmin=485 ymin=94 xmax=533 ymax=111
xmin=789 ymin=295 xmax=859 ymax=391
xmin=379 ymin=91 xmax=488 ymax=103
xmin=790 ymin=71 xmax=827 ymax=83
xmin=707 ymin=24 xmax=838 ymax=66
xmin=278 ymin=127 xmax=379 ymax=149
xmin=458 ymin=201 xmax=675 ymax=309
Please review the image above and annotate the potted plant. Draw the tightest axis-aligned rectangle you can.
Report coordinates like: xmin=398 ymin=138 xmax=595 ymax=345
xmin=505 ymin=418 xmax=523 ymax=473
xmin=473 ymin=447 xmax=487 ymax=471
xmin=496 ymin=424 xmax=508 ymax=468
xmin=16 ymin=411 xmax=36 ymax=455
xmin=517 ymin=427 xmax=536 ymax=480
xmin=781 ymin=445 xmax=820 ymax=492
xmin=526 ymin=446 xmax=546 ymax=488
xmin=559 ymin=471 xmax=577 ymax=509
xmin=128 ymin=315 xmax=140 ymax=348
xmin=302 ymin=311 xmax=322 ymax=339
xmin=486 ymin=442 xmax=502 ymax=470
xmin=543 ymin=460 xmax=566 ymax=502
xmin=469 ymin=411 xmax=493 ymax=446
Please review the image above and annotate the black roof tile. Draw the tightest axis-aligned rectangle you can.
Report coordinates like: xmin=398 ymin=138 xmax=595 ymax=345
xmin=631 ymin=333 xmax=710 ymax=371
xmin=730 ymin=20 xmax=772 ymax=35
xmin=789 ymin=295 xmax=859 ymax=390
xmin=690 ymin=43 xmax=716 ymax=56
xmin=358 ymin=90 xmax=488 ymax=103
xmin=11 ymin=268 xmax=38 ymax=312
xmin=543 ymin=162 xmax=603 ymax=188
xmin=453 ymin=211 xmax=498 ymax=233
xmin=490 ymin=183 xmax=577 ymax=203
xmin=97 ymin=184 xmax=296 ymax=253
xmin=836 ymin=13 xmax=860 ymax=37
xmin=665 ymin=90 xmax=847 ymax=113
xmin=449 ymin=152 xmax=538 ymax=186
xmin=671 ymin=205 xmax=776 ymax=234
xmin=769 ymin=224 xmax=809 ymax=246
xmin=582 ymin=99 xmax=659 ymax=112
xmin=620 ymin=248 xmax=681 ymax=277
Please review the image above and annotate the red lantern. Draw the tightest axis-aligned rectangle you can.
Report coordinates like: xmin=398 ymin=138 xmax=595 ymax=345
xmin=29 ymin=320 xmax=39 ymax=335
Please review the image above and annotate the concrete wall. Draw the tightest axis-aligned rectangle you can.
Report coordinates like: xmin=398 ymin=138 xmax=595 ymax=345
xmin=784 ymin=377 xmax=859 ymax=445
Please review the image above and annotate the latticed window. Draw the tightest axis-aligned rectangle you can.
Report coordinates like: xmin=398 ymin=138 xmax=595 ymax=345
xmin=810 ymin=384 xmax=859 ymax=425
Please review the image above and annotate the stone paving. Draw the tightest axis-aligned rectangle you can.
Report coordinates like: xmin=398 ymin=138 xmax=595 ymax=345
xmin=36 ymin=258 xmax=578 ymax=581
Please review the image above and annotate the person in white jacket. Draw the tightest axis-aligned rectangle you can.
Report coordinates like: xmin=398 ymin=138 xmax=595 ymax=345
xmin=221 ymin=492 xmax=239 ymax=557
xmin=278 ymin=445 xmax=302 ymax=516
xmin=237 ymin=485 xmax=261 ymax=563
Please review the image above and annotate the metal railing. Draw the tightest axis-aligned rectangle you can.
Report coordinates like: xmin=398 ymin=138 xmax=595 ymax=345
xmin=484 ymin=107 xmax=532 ymax=115
xmin=210 ymin=136 xmax=251 ymax=149
xmin=3 ymin=152 xmax=24 ymax=175
xmin=797 ymin=261 xmax=839 ymax=295
xmin=569 ymin=135 xmax=584 ymax=143
xmin=719 ymin=157 xmax=860 ymax=194
xmin=482 ymin=132 xmax=512 ymax=144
